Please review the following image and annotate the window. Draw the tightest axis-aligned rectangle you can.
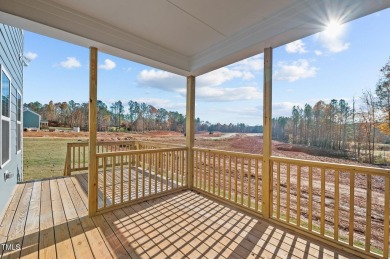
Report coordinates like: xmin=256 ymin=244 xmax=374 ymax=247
xmin=1 ymin=68 xmax=11 ymax=167
xmin=17 ymin=91 xmax=22 ymax=153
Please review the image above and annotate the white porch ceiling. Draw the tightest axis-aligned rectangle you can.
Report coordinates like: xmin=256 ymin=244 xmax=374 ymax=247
xmin=0 ymin=0 xmax=389 ymax=76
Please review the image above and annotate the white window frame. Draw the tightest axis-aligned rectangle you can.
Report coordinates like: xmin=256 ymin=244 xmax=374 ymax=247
xmin=1 ymin=65 xmax=12 ymax=168
xmin=16 ymin=89 xmax=22 ymax=154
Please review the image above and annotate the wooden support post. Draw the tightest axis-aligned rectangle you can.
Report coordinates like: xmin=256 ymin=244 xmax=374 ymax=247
xmin=262 ymin=47 xmax=273 ymax=218
xmin=186 ymin=76 xmax=195 ymax=189
xmin=65 ymin=143 xmax=71 ymax=176
xmin=88 ymin=47 xmax=98 ymax=217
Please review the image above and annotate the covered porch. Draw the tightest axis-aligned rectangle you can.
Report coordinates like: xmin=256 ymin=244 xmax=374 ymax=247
xmin=1 ymin=0 xmax=390 ymax=258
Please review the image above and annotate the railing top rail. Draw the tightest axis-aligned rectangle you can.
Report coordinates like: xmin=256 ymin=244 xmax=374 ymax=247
xmin=67 ymin=140 xmax=136 ymax=146
xmin=193 ymin=147 xmax=263 ymax=159
xmin=134 ymin=140 xmax=185 ymax=148
xmin=96 ymin=146 xmax=187 ymax=158
xmin=270 ymin=155 xmax=390 ymax=176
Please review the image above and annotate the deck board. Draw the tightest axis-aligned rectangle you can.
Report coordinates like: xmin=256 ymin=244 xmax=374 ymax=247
xmin=0 ymin=173 xmax=359 ymax=259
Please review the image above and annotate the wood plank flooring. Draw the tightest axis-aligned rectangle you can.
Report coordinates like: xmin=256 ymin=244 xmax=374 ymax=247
xmin=0 ymin=173 xmax=359 ymax=258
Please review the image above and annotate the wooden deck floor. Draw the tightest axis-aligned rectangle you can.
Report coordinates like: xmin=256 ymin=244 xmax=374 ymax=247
xmin=0 ymin=173 xmax=359 ymax=259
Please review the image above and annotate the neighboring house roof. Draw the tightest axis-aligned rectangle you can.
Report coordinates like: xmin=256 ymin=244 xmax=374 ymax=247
xmin=1 ymin=1 xmax=389 ymax=76
xmin=23 ymin=109 xmax=41 ymax=118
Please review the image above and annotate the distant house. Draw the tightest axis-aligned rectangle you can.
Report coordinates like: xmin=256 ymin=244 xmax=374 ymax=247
xmin=23 ymin=108 xmax=41 ymax=129
xmin=40 ymin=120 xmax=48 ymax=129
xmin=0 ymin=24 xmax=24 ymax=213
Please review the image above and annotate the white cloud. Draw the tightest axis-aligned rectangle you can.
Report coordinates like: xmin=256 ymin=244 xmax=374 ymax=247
xmin=198 ymin=67 xmax=254 ymax=86
xmin=196 ymin=86 xmax=261 ymax=102
xmin=137 ymin=68 xmax=261 ymax=102
xmin=59 ymin=57 xmax=81 ymax=69
xmin=317 ymin=23 xmax=350 ymax=53
xmin=285 ymin=40 xmax=307 ymax=54
xmin=137 ymin=69 xmax=185 ymax=92
xmin=274 ymin=59 xmax=318 ymax=82
xmin=99 ymin=59 xmax=116 ymax=70
xmin=320 ymin=37 xmax=350 ymax=53
xmin=135 ymin=97 xmax=186 ymax=110
xmin=25 ymin=52 xmax=38 ymax=60
xmin=314 ymin=50 xmax=323 ymax=56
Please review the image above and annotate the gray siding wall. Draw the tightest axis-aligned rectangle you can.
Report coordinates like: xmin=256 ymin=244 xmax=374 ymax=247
xmin=0 ymin=24 xmax=23 ymax=214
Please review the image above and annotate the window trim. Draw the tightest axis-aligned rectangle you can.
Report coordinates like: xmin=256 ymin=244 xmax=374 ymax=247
xmin=1 ymin=65 xmax=12 ymax=168
xmin=16 ymin=89 xmax=22 ymax=154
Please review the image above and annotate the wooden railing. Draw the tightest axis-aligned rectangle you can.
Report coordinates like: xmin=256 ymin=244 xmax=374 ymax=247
xmin=64 ymin=140 xmax=136 ymax=175
xmin=193 ymin=147 xmax=263 ymax=214
xmin=64 ymin=139 xmax=390 ymax=257
xmin=270 ymin=156 xmax=390 ymax=258
xmin=63 ymin=140 xmax=184 ymax=176
xmin=95 ymin=147 xmax=187 ymax=213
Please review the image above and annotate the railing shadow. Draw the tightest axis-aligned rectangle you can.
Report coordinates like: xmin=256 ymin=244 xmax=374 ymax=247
xmin=1 ymin=175 xmax=359 ymax=258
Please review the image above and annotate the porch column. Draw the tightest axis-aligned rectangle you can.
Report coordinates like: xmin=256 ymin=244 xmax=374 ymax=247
xmin=186 ymin=76 xmax=195 ymax=189
xmin=88 ymin=47 xmax=98 ymax=217
xmin=262 ymin=47 xmax=273 ymax=218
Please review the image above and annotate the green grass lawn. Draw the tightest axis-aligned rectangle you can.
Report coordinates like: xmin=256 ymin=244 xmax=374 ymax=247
xmin=23 ymin=137 xmax=75 ymax=181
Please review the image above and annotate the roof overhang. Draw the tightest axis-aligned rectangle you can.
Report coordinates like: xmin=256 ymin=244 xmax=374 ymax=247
xmin=0 ymin=0 xmax=389 ymax=76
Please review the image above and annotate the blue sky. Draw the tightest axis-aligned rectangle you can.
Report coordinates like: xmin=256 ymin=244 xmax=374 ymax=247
xmin=23 ymin=8 xmax=390 ymax=125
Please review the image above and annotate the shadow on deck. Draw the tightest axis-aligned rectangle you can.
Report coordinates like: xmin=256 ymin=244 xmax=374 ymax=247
xmin=0 ymin=173 xmax=358 ymax=259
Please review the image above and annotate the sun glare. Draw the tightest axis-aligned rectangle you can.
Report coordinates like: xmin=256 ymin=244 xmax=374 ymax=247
xmin=324 ymin=20 xmax=344 ymax=37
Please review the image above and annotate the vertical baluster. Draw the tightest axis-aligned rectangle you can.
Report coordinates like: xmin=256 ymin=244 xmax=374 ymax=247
xmin=241 ymin=157 xmax=244 ymax=205
xmin=229 ymin=156 xmax=232 ymax=201
xmin=234 ymin=156 xmax=238 ymax=203
xmin=149 ymin=153 xmax=152 ymax=195
xmin=365 ymin=174 xmax=372 ymax=252
xmin=195 ymin=151 xmax=198 ymax=188
xmin=135 ymin=154 xmax=139 ymax=199
xmin=218 ymin=154 xmax=221 ymax=196
xmin=112 ymin=156 xmax=116 ymax=205
xmin=349 ymin=172 xmax=355 ymax=246
xmin=320 ymin=168 xmax=325 ymax=235
xmin=270 ymin=160 xmax=273 ymax=215
xmin=78 ymin=146 xmax=81 ymax=169
xmin=213 ymin=153 xmax=216 ymax=194
xmin=154 ymin=153 xmax=158 ymax=194
xmin=128 ymin=154 xmax=132 ymax=201
xmin=276 ymin=162 xmax=280 ymax=219
xmin=159 ymin=152 xmax=163 ymax=192
xmin=200 ymin=151 xmax=204 ymax=188
xmin=255 ymin=158 xmax=259 ymax=211
xmin=103 ymin=157 xmax=107 ymax=208
xmin=181 ymin=150 xmax=184 ymax=187
xmin=223 ymin=155 xmax=226 ymax=199
xmin=384 ymin=176 xmax=390 ymax=257
xmin=334 ymin=170 xmax=340 ymax=241
xmin=120 ymin=155 xmax=124 ymax=204
xmin=208 ymin=151 xmax=211 ymax=193
xmin=308 ymin=167 xmax=313 ymax=231
xmin=297 ymin=166 xmax=301 ymax=227
xmin=166 ymin=151 xmax=169 ymax=191
xmin=171 ymin=150 xmax=174 ymax=190
xmin=142 ymin=153 xmax=145 ymax=198
xmin=176 ymin=150 xmax=179 ymax=188
xmin=72 ymin=146 xmax=75 ymax=169
xmin=286 ymin=163 xmax=290 ymax=223
xmin=83 ymin=145 xmax=86 ymax=168
xmin=247 ymin=158 xmax=251 ymax=208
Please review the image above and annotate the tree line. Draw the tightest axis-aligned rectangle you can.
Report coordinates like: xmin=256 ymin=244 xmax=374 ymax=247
xmin=24 ymin=100 xmax=262 ymax=134
xmin=272 ymin=58 xmax=390 ymax=164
